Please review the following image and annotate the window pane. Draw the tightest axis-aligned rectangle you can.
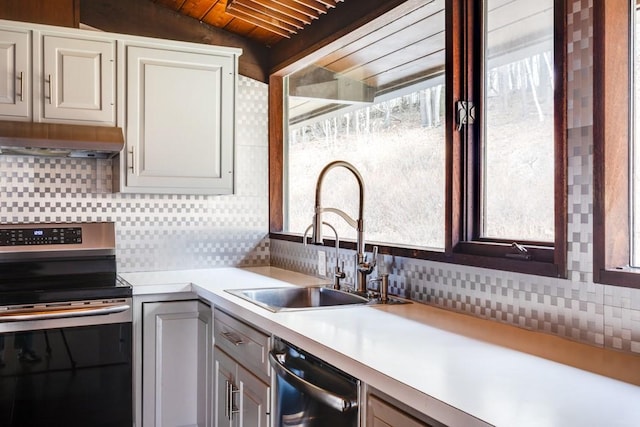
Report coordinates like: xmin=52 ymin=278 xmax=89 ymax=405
xmin=482 ymin=0 xmax=555 ymax=242
xmin=284 ymin=2 xmax=446 ymax=249
xmin=633 ymin=5 xmax=640 ymax=267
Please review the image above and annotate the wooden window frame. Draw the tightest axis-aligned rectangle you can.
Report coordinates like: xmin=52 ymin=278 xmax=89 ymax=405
xmin=448 ymin=0 xmax=567 ymax=278
xmin=269 ymin=0 xmax=567 ymax=279
xmin=593 ymin=0 xmax=640 ymax=289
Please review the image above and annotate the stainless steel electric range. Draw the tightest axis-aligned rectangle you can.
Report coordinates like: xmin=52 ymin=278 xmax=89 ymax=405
xmin=0 ymin=222 xmax=132 ymax=427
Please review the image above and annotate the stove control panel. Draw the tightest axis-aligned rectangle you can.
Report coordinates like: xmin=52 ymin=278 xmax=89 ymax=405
xmin=0 ymin=227 xmax=82 ymax=246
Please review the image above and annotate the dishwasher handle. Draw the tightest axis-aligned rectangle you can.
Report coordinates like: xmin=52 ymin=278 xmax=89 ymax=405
xmin=269 ymin=350 xmax=358 ymax=413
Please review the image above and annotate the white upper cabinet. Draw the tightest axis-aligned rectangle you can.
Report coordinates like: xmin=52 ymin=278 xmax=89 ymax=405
xmin=121 ymin=42 xmax=238 ymax=194
xmin=0 ymin=19 xmax=241 ymax=195
xmin=40 ymin=34 xmax=116 ymax=125
xmin=0 ymin=28 xmax=30 ymax=119
xmin=0 ymin=24 xmax=116 ymax=125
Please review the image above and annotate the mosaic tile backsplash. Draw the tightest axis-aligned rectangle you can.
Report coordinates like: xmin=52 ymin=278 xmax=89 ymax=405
xmin=0 ymin=76 xmax=270 ymax=272
xmin=271 ymin=0 xmax=640 ymax=355
xmin=2 ymin=1 xmax=639 ymax=357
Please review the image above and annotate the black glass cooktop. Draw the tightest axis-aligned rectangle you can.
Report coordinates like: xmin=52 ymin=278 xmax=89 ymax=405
xmin=0 ymin=255 xmax=131 ymax=306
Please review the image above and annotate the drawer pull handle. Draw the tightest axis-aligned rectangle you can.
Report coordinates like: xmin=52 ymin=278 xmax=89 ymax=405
xmin=221 ymin=331 xmax=245 ymax=346
xmin=225 ymin=380 xmax=240 ymax=420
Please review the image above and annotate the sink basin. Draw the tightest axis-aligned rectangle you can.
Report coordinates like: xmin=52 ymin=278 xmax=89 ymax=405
xmin=225 ymin=286 xmax=370 ymax=312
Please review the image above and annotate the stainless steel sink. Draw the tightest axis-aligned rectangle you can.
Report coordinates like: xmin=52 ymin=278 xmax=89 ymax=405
xmin=225 ymin=286 xmax=370 ymax=312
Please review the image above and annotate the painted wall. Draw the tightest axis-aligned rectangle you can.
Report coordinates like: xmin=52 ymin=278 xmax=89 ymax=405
xmin=0 ymin=76 xmax=270 ymax=272
xmin=270 ymin=1 xmax=640 ymax=355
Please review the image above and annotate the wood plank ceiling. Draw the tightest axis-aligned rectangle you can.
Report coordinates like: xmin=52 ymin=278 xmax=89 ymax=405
xmin=226 ymin=0 xmax=344 ymax=38
xmin=148 ymin=0 xmax=448 ymax=91
xmin=153 ymin=0 xmax=343 ymax=46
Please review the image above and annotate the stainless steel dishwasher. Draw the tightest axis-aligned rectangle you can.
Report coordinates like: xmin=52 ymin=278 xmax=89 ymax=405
xmin=269 ymin=337 xmax=360 ymax=427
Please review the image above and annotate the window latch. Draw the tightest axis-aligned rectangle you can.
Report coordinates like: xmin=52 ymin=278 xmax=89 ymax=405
xmin=506 ymin=242 xmax=532 ymax=261
xmin=456 ymin=100 xmax=476 ymax=131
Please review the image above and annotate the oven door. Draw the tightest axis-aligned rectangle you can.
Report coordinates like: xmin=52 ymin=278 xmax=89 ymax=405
xmin=0 ymin=298 xmax=132 ymax=427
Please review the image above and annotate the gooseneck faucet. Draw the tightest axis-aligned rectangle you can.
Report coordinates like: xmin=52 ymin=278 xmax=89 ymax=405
xmin=311 ymin=160 xmax=376 ymax=294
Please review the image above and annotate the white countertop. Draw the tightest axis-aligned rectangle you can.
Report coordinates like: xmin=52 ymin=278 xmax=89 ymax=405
xmin=119 ymin=267 xmax=640 ymax=427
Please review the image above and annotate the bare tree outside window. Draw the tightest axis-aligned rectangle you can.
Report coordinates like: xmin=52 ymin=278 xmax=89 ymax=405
xmin=286 ymin=82 xmax=447 ymax=249
xmin=482 ymin=0 xmax=555 ymax=242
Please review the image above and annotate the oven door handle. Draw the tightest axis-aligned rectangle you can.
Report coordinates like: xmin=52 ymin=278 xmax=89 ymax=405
xmin=0 ymin=303 xmax=131 ymax=322
xmin=269 ymin=350 xmax=358 ymax=412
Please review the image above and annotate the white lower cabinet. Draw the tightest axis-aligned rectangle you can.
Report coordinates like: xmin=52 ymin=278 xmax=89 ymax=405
xmin=367 ymin=395 xmax=430 ymax=427
xmin=213 ymin=348 xmax=270 ymax=427
xmin=365 ymin=389 xmax=446 ymax=427
xmin=142 ymin=300 xmax=212 ymax=427
xmin=213 ymin=308 xmax=270 ymax=427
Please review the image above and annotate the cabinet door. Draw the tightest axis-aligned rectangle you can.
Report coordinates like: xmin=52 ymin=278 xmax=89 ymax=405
xmin=367 ymin=395 xmax=432 ymax=427
xmin=237 ymin=364 xmax=269 ymax=427
xmin=213 ymin=350 xmax=269 ymax=427
xmin=124 ymin=45 xmax=235 ymax=194
xmin=42 ymin=34 xmax=115 ymax=124
xmin=142 ymin=300 xmax=212 ymax=427
xmin=0 ymin=28 xmax=30 ymax=119
xmin=214 ymin=349 xmax=239 ymax=427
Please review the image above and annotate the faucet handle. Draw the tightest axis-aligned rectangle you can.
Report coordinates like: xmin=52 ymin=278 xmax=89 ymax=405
xmin=364 ymin=245 xmax=378 ymax=268
xmin=369 ymin=246 xmax=378 ymax=266
xmin=358 ymin=245 xmax=378 ymax=275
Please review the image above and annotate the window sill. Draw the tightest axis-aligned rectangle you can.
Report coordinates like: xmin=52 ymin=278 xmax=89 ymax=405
xmin=452 ymin=241 xmax=560 ymax=277
xmin=269 ymin=232 xmax=450 ymax=262
xmin=596 ymin=268 xmax=640 ymax=289
xmin=269 ymin=233 xmax=563 ymax=278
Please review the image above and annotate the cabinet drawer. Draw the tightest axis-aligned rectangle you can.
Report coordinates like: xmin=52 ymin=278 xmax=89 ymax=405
xmin=214 ymin=309 xmax=270 ymax=380
xmin=368 ymin=395 xmax=433 ymax=427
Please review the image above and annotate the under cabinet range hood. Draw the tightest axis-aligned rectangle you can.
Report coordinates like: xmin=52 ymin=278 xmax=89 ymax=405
xmin=0 ymin=121 xmax=125 ymax=159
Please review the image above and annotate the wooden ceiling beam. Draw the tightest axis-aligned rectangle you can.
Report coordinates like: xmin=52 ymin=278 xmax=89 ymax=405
xmin=270 ymin=0 xmax=318 ymax=17
xmin=232 ymin=0 xmax=306 ymax=28
xmin=252 ymin=0 xmax=313 ymax=24
xmin=291 ymin=0 xmax=329 ymax=14
xmin=314 ymin=0 xmax=342 ymax=9
xmin=226 ymin=4 xmax=294 ymax=37
xmin=227 ymin=2 xmax=300 ymax=31
xmin=80 ymin=0 xmax=270 ymax=83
